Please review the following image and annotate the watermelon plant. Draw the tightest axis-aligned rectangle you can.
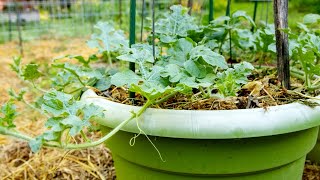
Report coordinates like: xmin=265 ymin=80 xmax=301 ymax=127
xmin=0 ymin=5 xmax=256 ymax=152
xmin=288 ymin=14 xmax=320 ymax=90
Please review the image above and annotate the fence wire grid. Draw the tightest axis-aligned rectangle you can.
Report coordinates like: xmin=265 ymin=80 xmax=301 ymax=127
xmin=0 ymin=0 xmax=272 ymax=57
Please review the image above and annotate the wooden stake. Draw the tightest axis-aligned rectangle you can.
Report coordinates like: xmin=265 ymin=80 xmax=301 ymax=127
xmin=273 ymin=0 xmax=290 ymax=89
xmin=188 ymin=0 xmax=193 ymax=15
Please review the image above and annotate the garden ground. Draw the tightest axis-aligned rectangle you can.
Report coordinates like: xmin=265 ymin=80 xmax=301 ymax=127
xmin=0 ymin=38 xmax=319 ymax=179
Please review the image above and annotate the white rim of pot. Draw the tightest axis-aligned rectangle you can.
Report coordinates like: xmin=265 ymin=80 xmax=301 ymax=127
xmin=81 ymin=89 xmax=320 ymax=139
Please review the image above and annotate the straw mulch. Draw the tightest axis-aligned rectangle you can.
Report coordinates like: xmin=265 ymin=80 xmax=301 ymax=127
xmin=0 ymin=38 xmax=320 ymax=179
xmin=0 ymin=140 xmax=115 ymax=179
xmin=304 ymin=161 xmax=320 ymax=180
xmin=0 ymin=38 xmax=115 ymax=180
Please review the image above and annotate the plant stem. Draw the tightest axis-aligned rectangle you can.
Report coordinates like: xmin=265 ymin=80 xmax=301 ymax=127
xmin=0 ymin=127 xmax=33 ymax=142
xmin=291 ymin=68 xmax=304 ymax=75
xmin=57 ymin=100 xmax=153 ymax=149
xmin=58 ymin=67 xmax=86 ymax=86
xmin=106 ymin=52 xmax=113 ymax=68
xmin=80 ymin=130 xmax=91 ymax=142
xmin=22 ymin=99 xmax=50 ymax=118
xmin=307 ymin=83 xmax=320 ymax=91
xmin=290 ymin=71 xmax=304 ymax=81
xmin=0 ymin=100 xmax=153 ymax=150
xmin=199 ymin=86 xmax=209 ymax=98
xmin=287 ymin=90 xmax=320 ymax=101
xmin=155 ymin=92 xmax=178 ymax=105
xmin=31 ymin=81 xmax=48 ymax=94
xmin=68 ymin=87 xmax=84 ymax=95
xmin=218 ymin=35 xmax=227 ymax=54
xmin=0 ymin=127 xmax=62 ymax=148
xmin=206 ymin=87 xmax=211 ymax=97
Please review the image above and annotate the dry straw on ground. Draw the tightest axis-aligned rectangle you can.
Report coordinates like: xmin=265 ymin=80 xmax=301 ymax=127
xmin=0 ymin=38 xmax=319 ymax=179
xmin=0 ymin=38 xmax=115 ymax=179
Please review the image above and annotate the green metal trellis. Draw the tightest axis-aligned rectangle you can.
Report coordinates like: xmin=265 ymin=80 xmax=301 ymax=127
xmin=129 ymin=0 xmax=136 ymax=100
xmin=209 ymin=0 xmax=214 ymax=22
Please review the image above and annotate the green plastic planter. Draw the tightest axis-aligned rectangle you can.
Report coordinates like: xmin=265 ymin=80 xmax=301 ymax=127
xmin=307 ymin=131 xmax=320 ymax=163
xmin=82 ymin=90 xmax=320 ymax=180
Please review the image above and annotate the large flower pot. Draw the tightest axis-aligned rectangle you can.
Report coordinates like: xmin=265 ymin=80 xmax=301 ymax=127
xmin=82 ymin=90 xmax=320 ymax=180
xmin=307 ymin=131 xmax=320 ymax=163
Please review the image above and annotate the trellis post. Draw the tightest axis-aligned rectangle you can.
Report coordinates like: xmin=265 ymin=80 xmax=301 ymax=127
xmin=129 ymin=0 xmax=136 ymax=99
xmin=7 ymin=3 xmax=13 ymax=41
xmin=14 ymin=1 xmax=23 ymax=56
xmin=273 ymin=0 xmax=290 ymax=89
xmin=226 ymin=0 xmax=231 ymax=16
xmin=140 ymin=0 xmax=145 ymax=42
xmin=252 ymin=1 xmax=258 ymax=23
xmin=119 ymin=0 xmax=122 ymax=26
xmin=188 ymin=0 xmax=193 ymax=15
xmin=209 ymin=0 xmax=214 ymax=22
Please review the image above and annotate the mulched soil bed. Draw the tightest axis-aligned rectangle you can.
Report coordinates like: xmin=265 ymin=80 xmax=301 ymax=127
xmin=98 ymin=69 xmax=319 ymax=111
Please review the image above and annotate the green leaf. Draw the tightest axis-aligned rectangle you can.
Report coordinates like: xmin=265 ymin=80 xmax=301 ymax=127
xmin=233 ymin=62 xmax=255 ymax=84
xmin=22 ymin=64 xmax=42 ymax=81
xmin=81 ymin=103 xmax=105 ymax=121
xmin=295 ymin=49 xmax=319 ymax=76
xmin=179 ymin=72 xmax=199 ymax=88
xmin=210 ymin=16 xmax=230 ymax=25
xmin=233 ymin=29 xmax=255 ymax=49
xmin=155 ymin=5 xmax=198 ymax=43
xmin=41 ymin=90 xmax=73 ymax=116
xmin=52 ymin=63 xmax=102 ymax=92
xmin=255 ymin=25 xmax=275 ymax=53
xmin=8 ymin=88 xmax=26 ymax=101
xmin=197 ymin=73 xmax=216 ymax=87
xmin=214 ymin=62 xmax=254 ymax=97
xmin=167 ymin=38 xmax=195 ymax=66
xmin=129 ymin=83 xmax=174 ymax=101
xmin=161 ymin=64 xmax=182 ymax=83
xmin=87 ymin=22 xmax=128 ymax=53
xmin=190 ymin=46 xmax=228 ymax=69
xmin=43 ymin=130 xmax=61 ymax=141
xmin=111 ymin=70 xmax=143 ymax=87
xmin=94 ymin=77 xmax=112 ymax=91
xmin=54 ymin=63 xmax=103 ymax=80
xmin=215 ymin=69 xmax=239 ymax=97
xmin=0 ymin=101 xmax=17 ymax=128
xmin=175 ymin=83 xmax=193 ymax=95
xmin=117 ymin=44 xmax=157 ymax=64
xmin=45 ymin=117 xmax=64 ymax=132
xmin=303 ymin=14 xmax=320 ymax=24
xmin=231 ymin=11 xmax=255 ymax=26
xmin=297 ymin=23 xmax=309 ymax=32
xmin=61 ymin=115 xmax=86 ymax=136
xmin=202 ymin=39 xmax=219 ymax=49
xmin=29 ymin=136 xmax=44 ymax=152
xmin=29 ymin=90 xmax=105 ymax=152
xmin=184 ymin=60 xmax=206 ymax=78
xmin=65 ymin=55 xmax=98 ymax=68
xmin=10 ymin=57 xmax=22 ymax=75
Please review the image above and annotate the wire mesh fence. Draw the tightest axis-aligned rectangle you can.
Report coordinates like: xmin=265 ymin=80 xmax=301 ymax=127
xmin=0 ymin=0 xmax=271 ymax=57
xmin=0 ymin=0 xmax=231 ymax=43
xmin=0 ymin=0 xmax=131 ymax=43
xmin=0 ymin=0 xmax=185 ymax=56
